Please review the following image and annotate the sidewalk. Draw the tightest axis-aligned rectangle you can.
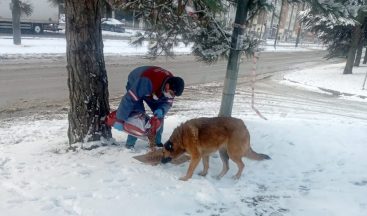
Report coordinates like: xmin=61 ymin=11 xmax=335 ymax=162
xmin=0 ymin=34 xmax=322 ymax=58
xmin=282 ymin=62 xmax=367 ymax=101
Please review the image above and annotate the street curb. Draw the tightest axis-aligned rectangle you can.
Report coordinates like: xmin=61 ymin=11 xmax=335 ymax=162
xmin=284 ymin=78 xmax=367 ymax=100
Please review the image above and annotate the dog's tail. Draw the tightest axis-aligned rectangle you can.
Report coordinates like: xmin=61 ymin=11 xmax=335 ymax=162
xmin=245 ymin=147 xmax=271 ymax=160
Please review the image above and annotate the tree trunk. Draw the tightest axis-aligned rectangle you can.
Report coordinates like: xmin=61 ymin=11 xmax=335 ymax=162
xmin=354 ymin=21 xmax=367 ymax=67
xmin=219 ymin=0 xmax=250 ymax=117
xmin=178 ymin=0 xmax=184 ymax=15
xmin=295 ymin=3 xmax=305 ymax=47
xmin=105 ymin=1 xmax=112 ymax=18
xmin=354 ymin=21 xmax=365 ymax=67
xmin=274 ymin=0 xmax=285 ymax=48
xmin=11 ymin=0 xmax=21 ymax=45
xmin=285 ymin=4 xmax=294 ymax=42
xmin=65 ymin=0 xmax=111 ymax=145
xmin=363 ymin=47 xmax=367 ymax=64
xmin=354 ymin=43 xmax=363 ymax=67
xmin=269 ymin=0 xmax=278 ymax=38
xmin=343 ymin=25 xmax=362 ymax=74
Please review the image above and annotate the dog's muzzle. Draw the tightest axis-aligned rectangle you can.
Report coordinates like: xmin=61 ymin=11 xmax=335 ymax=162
xmin=161 ymin=157 xmax=172 ymax=164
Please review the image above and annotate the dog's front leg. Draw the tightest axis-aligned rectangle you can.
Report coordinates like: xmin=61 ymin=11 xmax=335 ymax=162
xmin=180 ymin=156 xmax=201 ymax=181
xmin=198 ymin=155 xmax=209 ymax=177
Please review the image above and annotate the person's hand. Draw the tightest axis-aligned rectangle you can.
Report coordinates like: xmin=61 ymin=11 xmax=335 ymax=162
xmin=113 ymin=122 xmax=124 ymax=131
xmin=153 ymin=109 xmax=163 ymax=118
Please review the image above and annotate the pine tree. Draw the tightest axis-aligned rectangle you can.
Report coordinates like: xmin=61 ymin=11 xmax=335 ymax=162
xmin=117 ymin=0 xmax=272 ymax=63
xmin=300 ymin=0 xmax=367 ymax=74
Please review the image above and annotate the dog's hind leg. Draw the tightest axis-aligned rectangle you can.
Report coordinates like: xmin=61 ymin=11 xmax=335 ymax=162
xmin=198 ymin=155 xmax=209 ymax=177
xmin=229 ymin=155 xmax=245 ymax=180
xmin=217 ymin=148 xmax=229 ymax=179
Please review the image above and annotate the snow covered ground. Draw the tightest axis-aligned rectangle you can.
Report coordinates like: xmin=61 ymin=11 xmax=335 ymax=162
xmin=0 ymin=33 xmax=191 ymax=58
xmin=283 ymin=62 xmax=367 ymax=100
xmin=0 ymin=32 xmax=323 ymax=59
xmin=1 ymin=35 xmax=367 ymax=216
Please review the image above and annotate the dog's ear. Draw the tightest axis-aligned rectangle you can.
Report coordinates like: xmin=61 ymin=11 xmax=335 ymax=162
xmin=164 ymin=141 xmax=174 ymax=152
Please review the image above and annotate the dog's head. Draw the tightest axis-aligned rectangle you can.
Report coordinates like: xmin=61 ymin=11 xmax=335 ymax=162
xmin=161 ymin=124 xmax=186 ymax=164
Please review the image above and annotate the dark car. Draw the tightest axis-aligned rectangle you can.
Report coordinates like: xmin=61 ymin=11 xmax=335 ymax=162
xmin=101 ymin=18 xmax=125 ymax=33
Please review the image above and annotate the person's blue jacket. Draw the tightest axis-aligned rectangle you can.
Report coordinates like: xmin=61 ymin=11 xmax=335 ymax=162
xmin=116 ymin=66 xmax=174 ymax=121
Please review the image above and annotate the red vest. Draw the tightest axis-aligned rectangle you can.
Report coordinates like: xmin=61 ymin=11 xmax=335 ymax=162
xmin=141 ymin=66 xmax=173 ymax=97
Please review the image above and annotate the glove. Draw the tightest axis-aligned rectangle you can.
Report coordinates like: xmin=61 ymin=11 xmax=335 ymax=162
xmin=153 ymin=109 xmax=164 ymax=118
xmin=113 ymin=122 xmax=124 ymax=131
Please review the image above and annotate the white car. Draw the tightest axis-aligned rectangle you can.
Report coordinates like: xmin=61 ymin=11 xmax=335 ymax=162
xmin=101 ymin=18 xmax=125 ymax=33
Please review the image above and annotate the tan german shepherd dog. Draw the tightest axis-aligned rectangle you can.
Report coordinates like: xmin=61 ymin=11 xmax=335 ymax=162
xmin=161 ymin=117 xmax=270 ymax=181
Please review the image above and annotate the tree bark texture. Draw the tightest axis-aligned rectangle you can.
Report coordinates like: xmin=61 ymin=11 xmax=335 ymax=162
xmin=65 ymin=0 xmax=111 ymax=145
xmin=11 ymin=0 xmax=21 ymax=45
xmin=343 ymin=25 xmax=362 ymax=74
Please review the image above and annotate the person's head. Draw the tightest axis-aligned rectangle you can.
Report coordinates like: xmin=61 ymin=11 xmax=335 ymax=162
xmin=163 ymin=76 xmax=185 ymax=98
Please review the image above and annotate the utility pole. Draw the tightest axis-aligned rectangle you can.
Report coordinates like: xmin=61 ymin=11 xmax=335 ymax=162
xmin=219 ymin=0 xmax=250 ymax=117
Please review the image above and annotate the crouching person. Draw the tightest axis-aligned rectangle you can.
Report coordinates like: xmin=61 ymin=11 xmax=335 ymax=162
xmin=114 ymin=66 xmax=184 ymax=149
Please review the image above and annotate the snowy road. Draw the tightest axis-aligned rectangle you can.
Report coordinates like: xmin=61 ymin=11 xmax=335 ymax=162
xmin=0 ymin=51 xmax=332 ymax=118
xmin=173 ymin=70 xmax=367 ymax=122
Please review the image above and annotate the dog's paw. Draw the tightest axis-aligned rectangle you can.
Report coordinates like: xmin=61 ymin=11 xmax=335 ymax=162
xmin=215 ymin=175 xmax=224 ymax=180
xmin=179 ymin=176 xmax=190 ymax=181
xmin=232 ymin=174 xmax=241 ymax=180
xmin=198 ymin=171 xmax=207 ymax=177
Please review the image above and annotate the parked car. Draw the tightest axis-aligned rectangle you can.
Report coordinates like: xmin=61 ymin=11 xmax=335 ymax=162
xmin=101 ymin=18 xmax=125 ymax=33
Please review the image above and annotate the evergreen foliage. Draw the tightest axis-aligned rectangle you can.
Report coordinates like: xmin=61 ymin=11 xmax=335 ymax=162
xmin=10 ymin=0 xmax=33 ymax=16
xmin=300 ymin=0 xmax=367 ymax=58
xmin=116 ymin=0 xmax=271 ymax=63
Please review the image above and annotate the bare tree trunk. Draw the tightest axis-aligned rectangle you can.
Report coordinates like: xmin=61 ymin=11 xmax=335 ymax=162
xmin=274 ymin=0 xmax=285 ymax=49
xmin=344 ymin=25 xmax=362 ymax=74
xmin=363 ymin=70 xmax=367 ymax=90
xmin=65 ymin=0 xmax=111 ymax=145
xmin=354 ymin=43 xmax=363 ymax=67
xmin=105 ymin=1 xmax=112 ymax=18
xmin=11 ymin=0 xmax=21 ymax=45
xmin=363 ymin=47 xmax=367 ymax=64
xmin=354 ymin=21 xmax=365 ymax=67
xmin=269 ymin=0 xmax=278 ymax=38
xmin=178 ymin=0 xmax=184 ymax=15
xmin=295 ymin=2 xmax=305 ymax=47
xmin=285 ymin=4 xmax=294 ymax=42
